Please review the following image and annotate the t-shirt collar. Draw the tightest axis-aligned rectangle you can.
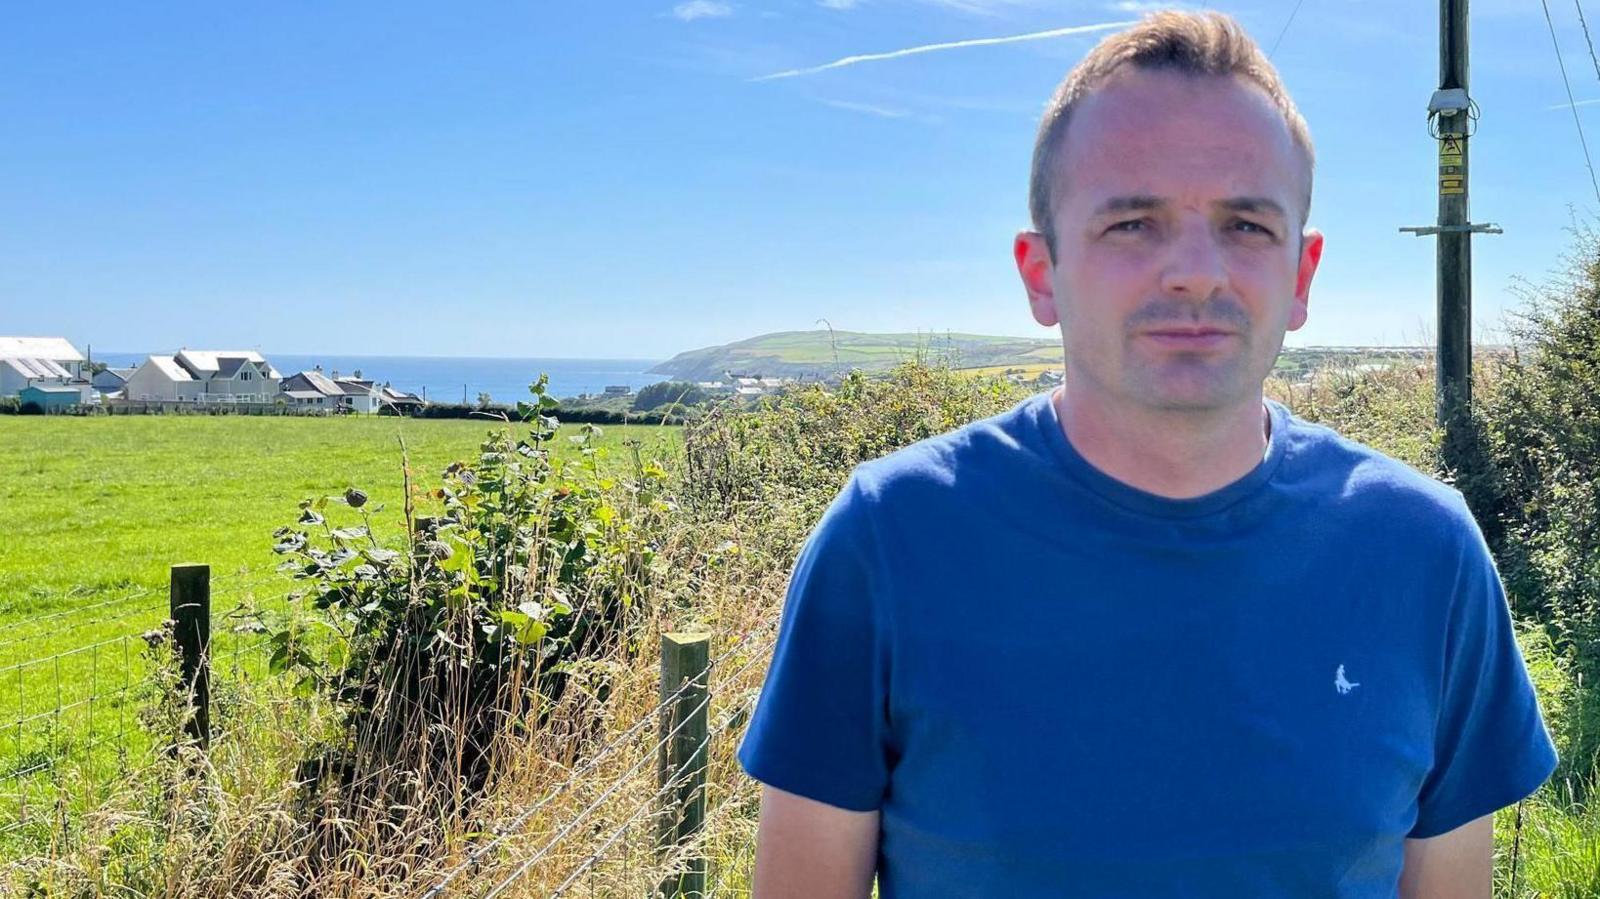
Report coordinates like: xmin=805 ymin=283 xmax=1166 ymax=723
xmin=1031 ymin=391 xmax=1292 ymax=520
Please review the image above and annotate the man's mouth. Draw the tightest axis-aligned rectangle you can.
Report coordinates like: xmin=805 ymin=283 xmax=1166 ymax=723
xmin=1138 ymin=327 xmax=1238 ymax=350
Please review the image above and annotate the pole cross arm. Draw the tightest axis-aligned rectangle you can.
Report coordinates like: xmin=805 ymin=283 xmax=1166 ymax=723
xmin=1398 ymin=223 xmax=1504 ymax=236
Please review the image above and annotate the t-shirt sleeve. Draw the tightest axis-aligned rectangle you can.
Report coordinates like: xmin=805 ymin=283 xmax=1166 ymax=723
xmin=736 ymin=475 xmax=893 ymax=812
xmin=1408 ymin=514 xmax=1559 ymax=839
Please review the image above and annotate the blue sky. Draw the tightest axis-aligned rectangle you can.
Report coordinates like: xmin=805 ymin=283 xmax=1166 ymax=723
xmin=3 ymin=0 xmax=1599 ymax=359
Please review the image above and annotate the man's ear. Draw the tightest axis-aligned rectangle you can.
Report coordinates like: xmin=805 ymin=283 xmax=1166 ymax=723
xmin=1288 ymin=227 xmax=1324 ymax=332
xmin=1015 ymin=231 xmax=1059 ymax=328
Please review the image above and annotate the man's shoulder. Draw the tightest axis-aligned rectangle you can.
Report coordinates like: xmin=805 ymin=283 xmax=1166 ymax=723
xmin=850 ymin=392 xmax=1048 ymax=502
xmin=1279 ymin=407 xmax=1476 ymax=531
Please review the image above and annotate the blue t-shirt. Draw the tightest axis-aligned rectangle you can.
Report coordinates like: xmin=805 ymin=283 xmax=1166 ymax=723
xmin=737 ymin=390 xmax=1558 ymax=898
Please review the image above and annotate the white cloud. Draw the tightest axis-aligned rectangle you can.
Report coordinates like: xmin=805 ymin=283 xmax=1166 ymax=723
xmin=1549 ymin=98 xmax=1600 ymax=111
xmin=818 ymin=98 xmax=913 ymax=117
xmin=819 ymin=0 xmax=862 ymax=8
xmin=672 ymin=0 xmax=733 ymax=21
xmin=752 ymin=20 xmax=1134 ymax=81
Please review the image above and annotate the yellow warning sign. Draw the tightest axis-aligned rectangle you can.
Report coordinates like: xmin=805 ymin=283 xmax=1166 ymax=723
xmin=1438 ymin=137 xmax=1463 ymax=194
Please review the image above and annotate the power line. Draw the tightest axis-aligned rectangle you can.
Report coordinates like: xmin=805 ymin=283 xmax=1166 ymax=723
xmin=1268 ymin=0 xmax=1308 ymax=58
xmin=1542 ymin=0 xmax=1600 ymax=207
xmin=1576 ymin=0 xmax=1600 ymax=81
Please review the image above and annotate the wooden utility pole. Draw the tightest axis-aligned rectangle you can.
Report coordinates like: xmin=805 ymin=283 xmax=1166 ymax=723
xmin=1401 ymin=0 xmax=1500 ymax=445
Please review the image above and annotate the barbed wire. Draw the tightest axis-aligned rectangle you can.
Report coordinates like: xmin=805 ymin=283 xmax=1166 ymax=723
xmin=416 ymin=612 xmax=780 ymax=899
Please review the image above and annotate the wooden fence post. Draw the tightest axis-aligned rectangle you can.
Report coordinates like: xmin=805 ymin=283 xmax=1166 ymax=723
xmin=657 ymin=633 xmax=710 ymax=898
xmin=169 ymin=563 xmax=210 ymax=749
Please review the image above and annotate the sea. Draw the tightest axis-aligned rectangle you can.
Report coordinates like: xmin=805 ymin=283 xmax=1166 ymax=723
xmin=92 ymin=353 xmax=669 ymax=404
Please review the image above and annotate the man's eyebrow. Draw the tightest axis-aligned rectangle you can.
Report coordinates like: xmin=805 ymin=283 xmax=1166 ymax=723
xmin=1218 ymin=196 xmax=1288 ymax=217
xmin=1093 ymin=195 xmax=1164 ymax=216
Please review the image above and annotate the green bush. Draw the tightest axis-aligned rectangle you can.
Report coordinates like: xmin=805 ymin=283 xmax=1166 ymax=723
xmin=1477 ymin=225 xmax=1600 ymax=788
xmin=261 ymin=374 xmax=668 ymax=870
xmin=682 ymin=363 xmax=1025 ymax=544
xmin=632 ymin=381 xmax=708 ymax=412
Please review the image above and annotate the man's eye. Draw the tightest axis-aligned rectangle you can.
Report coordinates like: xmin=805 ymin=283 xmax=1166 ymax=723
xmin=1108 ymin=219 xmax=1147 ymax=233
xmin=1233 ymin=220 xmax=1271 ymax=235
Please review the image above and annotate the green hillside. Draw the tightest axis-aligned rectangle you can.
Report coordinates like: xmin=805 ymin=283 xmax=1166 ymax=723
xmin=649 ymin=330 xmax=1059 ymax=381
xmin=650 ymin=329 xmax=1453 ymax=384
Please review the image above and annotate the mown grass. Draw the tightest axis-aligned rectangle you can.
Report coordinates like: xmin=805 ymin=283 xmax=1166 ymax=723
xmin=0 ymin=413 xmax=678 ymax=853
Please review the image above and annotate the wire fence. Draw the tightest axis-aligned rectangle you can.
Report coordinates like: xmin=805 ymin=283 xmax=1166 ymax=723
xmin=0 ymin=565 xmax=294 ymax=827
xmin=417 ymin=610 xmax=780 ymax=898
xmin=0 ymin=563 xmax=784 ymax=897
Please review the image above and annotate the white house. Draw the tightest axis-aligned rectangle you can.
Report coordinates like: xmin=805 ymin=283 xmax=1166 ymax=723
xmin=279 ymin=369 xmax=343 ymax=411
xmin=0 ymin=337 xmax=86 ymax=378
xmin=0 ymin=336 xmax=90 ymax=399
xmin=334 ymin=376 xmax=383 ymax=414
xmin=123 ymin=350 xmax=281 ymax=404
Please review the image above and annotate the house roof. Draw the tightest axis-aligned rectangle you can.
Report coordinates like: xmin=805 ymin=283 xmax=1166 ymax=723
xmin=283 ymin=370 xmax=342 ymax=396
xmin=380 ymin=386 xmax=422 ymax=403
xmin=174 ymin=350 xmax=281 ymax=380
xmin=283 ymin=390 xmax=327 ymax=400
xmin=0 ymin=337 xmax=83 ymax=363
xmin=21 ymin=384 xmax=82 ymax=395
xmin=2 ymin=357 xmax=71 ymax=379
xmin=335 ymin=378 xmax=376 ymax=396
xmin=144 ymin=355 xmax=197 ymax=382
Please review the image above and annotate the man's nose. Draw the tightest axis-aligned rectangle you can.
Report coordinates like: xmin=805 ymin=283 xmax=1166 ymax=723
xmin=1158 ymin=220 xmax=1227 ymax=301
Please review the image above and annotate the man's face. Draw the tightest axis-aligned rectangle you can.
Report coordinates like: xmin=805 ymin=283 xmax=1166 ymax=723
xmin=1016 ymin=68 xmax=1324 ymax=414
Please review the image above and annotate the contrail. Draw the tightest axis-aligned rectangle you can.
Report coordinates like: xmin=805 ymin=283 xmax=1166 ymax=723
xmin=751 ymin=20 xmax=1135 ymax=82
xmin=1549 ymin=98 xmax=1600 ymax=111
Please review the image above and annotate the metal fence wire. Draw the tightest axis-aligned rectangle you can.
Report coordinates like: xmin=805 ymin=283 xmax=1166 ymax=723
xmin=0 ymin=563 xmax=783 ymax=899
xmin=0 ymin=565 xmax=291 ymax=819
xmin=420 ymin=610 xmax=781 ymax=898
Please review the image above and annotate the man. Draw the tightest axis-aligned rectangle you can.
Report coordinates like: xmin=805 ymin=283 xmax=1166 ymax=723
xmin=736 ymin=10 xmax=1558 ymax=898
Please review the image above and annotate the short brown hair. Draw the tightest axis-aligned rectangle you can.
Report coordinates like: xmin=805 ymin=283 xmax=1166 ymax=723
xmin=1028 ymin=10 xmax=1315 ymax=257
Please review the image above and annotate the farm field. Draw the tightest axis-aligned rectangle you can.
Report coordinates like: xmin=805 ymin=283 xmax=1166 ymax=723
xmin=955 ymin=361 xmax=1063 ymax=380
xmin=0 ymin=415 xmax=679 ymax=606
xmin=0 ymin=414 xmax=680 ymax=821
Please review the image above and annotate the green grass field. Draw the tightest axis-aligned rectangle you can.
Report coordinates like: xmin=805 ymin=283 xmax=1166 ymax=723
xmin=0 ymin=414 xmax=679 ymax=830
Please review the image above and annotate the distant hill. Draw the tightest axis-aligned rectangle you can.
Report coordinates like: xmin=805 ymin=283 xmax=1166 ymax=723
xmin=648 ymin=330 xmax=1060 ymax=381
xmin=649 ymin=329 xmax=1447 ymax=384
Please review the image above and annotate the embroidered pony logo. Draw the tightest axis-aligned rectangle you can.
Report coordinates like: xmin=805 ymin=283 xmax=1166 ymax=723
xmin=1334 ymin=664 xmax=1361 ymax=695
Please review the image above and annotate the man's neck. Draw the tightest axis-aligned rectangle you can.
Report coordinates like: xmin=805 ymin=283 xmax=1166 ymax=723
xmin=1052 ymin=384 xmax=1271 ymax=500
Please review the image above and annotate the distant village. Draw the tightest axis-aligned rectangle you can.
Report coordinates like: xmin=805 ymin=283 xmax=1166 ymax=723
xmin=0 ymin=336 xmax=425 ymax=414
xmin=0 ymin=336 xmax=804 ymax=415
